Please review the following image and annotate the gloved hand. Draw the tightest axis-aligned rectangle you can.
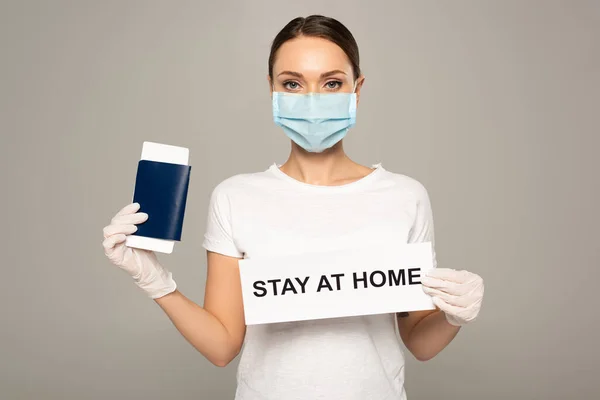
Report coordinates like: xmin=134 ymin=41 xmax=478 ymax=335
xmin=102 ymin=202 xmax=177 ymax=299
xmin=421 ymin=268 xmax=484 ymax=326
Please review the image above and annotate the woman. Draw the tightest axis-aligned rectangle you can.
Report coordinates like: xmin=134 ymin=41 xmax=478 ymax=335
xmin=102 ymin=15 xmax=484 ymax=400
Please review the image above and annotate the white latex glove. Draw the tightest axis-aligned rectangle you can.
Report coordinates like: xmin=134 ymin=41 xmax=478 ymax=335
xmin=102 ymin=202 xmax=177 ymax=299
xmin=421 ymin=268 xmax=484 ymax=326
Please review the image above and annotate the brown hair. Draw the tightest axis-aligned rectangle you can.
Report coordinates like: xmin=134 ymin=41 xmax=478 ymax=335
xmin=268 ymin=15 xmax=361 ymax=81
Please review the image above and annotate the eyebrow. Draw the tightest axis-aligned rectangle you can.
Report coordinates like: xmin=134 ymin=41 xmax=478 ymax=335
xmin=277 ymin=70 xmax=348 ymax=79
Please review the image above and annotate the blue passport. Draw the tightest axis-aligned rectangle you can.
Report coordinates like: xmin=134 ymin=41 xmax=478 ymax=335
xmin=131 ymin=160 xmax=191 ymax=241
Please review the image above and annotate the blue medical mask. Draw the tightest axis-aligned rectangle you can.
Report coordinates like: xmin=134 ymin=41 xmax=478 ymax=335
xmin=272 ymin=88 xmax=357 ymax=153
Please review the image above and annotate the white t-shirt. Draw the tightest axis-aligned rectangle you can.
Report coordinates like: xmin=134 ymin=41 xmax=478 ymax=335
xmin=202 ymin=163 xmax=437 ymax=400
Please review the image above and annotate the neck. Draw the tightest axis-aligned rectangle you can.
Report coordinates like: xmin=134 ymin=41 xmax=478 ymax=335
xmin=279 ymin=142 xmax=365 ymax=186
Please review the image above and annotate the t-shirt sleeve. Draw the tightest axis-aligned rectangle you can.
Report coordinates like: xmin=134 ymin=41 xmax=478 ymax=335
xmin=202 ymin=183 xmax=244 ymax=258
xmin=407 ymin=181 xmax=438 ymax=269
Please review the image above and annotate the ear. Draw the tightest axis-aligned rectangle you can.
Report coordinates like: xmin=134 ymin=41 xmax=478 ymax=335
xmin=267 ymin=75 xmax=274 ymax=97
xmin=355 ymin=75 xmax=365 ymax=105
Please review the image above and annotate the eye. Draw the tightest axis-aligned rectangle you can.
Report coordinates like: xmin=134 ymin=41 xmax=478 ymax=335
xmin=283 ymin=81 xmax=301 ymax=91
xmin=324 ymin=80 xmax=343 ymax=91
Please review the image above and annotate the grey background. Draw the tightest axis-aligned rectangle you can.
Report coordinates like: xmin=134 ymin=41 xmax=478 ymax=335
xmin=1 ymin=0 xmax=598 ymax=399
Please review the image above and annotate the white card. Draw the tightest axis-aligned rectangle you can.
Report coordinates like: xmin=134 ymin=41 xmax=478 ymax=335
xmin=125 ymin=141 xmax=189 ymax=254
xmin=238 ymin=242 xmax=436 ymax=325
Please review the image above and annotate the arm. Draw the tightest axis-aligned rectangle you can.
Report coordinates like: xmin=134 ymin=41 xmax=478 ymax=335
xmin=155 ymin=179 xmax=248 ymax=367
xmin=397 ymin=310 xmax=460 ymax=361
xmin=102 ymin=181 xmax=248 ymax=368
xmin=398 ymin=181 xmax=457 ymax=361
xmin=154 ymin=251 xmax=245 ymax=367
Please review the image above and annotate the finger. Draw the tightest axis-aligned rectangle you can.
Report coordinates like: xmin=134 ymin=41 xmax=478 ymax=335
xmin=421 ymin=276 xmax=455 ymax=290
xmin=103 ymin=233 xmax=126 ymax=252
xmin=103 ymin=224 xmax=138 ymax=239
xmin=422 ymin=277 xmax=473 ymax=296
xmin=432 ymin=296 xmax=465 ymax=317
xmin=111 ymin=212 xmax=148 ymax=226
xmin=115 ymin=202 xmax=140 ymax=217
xmin=422 ymin=286 xmax=472 ymax=308
xmin=425 ymin=268 xmax=473 ymax=283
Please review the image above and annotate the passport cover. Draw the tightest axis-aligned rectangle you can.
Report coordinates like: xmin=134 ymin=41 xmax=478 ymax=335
xmin=131 ymin=160 xmax=191 ymax=241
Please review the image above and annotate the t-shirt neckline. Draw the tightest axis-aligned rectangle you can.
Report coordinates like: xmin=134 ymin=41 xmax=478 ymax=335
xmin=268 ymin=162 xmax=385 ymax=192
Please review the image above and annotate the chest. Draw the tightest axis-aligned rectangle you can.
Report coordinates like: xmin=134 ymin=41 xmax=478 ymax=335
xmin=232 ymin=189 xmax=417 ymax=260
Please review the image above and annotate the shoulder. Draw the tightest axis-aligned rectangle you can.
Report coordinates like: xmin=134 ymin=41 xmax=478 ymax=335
xmin=378 ymin=167 xmax=431 ymax=201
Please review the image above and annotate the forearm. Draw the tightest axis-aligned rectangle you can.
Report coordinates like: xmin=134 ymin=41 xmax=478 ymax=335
xmin=154 ymin=290 xmax=240 ymax=367
xmin=403 ymin=310 xmax=460 ymax=361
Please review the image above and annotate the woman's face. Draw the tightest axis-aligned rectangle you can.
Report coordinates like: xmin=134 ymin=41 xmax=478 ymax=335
xmin=270 ymin=36 xmax=363 ymax=98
